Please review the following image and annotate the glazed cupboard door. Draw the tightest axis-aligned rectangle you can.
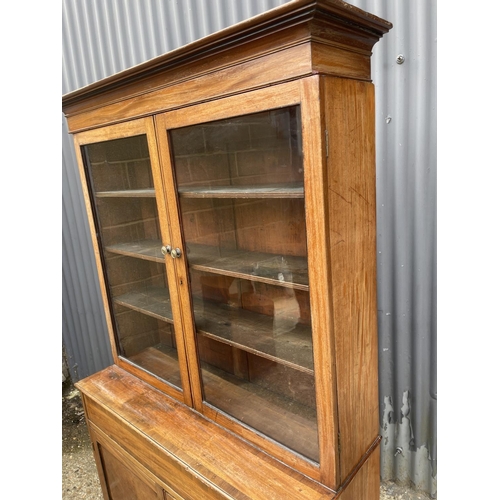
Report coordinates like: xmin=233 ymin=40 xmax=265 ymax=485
xmin=155 ymin=80 xmax=337 ymax=482
xmin=73 ymin=118 xmax=192 ymax=405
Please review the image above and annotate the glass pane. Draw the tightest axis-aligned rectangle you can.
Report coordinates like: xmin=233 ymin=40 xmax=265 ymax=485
xmin=83 ymin=135 xmax=182 ymax=390
xmin=170 ymin=107 xmax=319 ymax=461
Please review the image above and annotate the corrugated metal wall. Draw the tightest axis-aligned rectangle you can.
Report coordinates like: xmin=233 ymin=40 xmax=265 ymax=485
xmin=62 ymin=0 xmax=436 ymax=496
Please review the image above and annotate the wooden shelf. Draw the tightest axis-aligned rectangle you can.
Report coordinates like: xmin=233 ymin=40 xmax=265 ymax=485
xmin=202 ymin=362 xmax=319 ymax=461
xmin=178 ymin=183 xmax=304 ymax=199
xmin=127 ymin=344 xmax=182 ymax=388
xmin=113 ymin=287 xmax=173 ymax=323
xmin=105 ymin=240 xmax=164 ymax=263
xmin=114 ymin=286 xmax=313 ymax=373
xmin=105 ymin=240 xmax=308 ymax=290
xmin=196 ymin=300 xmax=313 ymax=374
xmin=95 ymin=188 xmax=156 ymax=198
xmin=188 ymin=243 xmax=309 ymax=290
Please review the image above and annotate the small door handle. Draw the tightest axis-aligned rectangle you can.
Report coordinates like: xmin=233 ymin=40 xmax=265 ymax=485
xmin=161 ymin=245 xmax=172 ymax=256
xmin=170 ymin=248 xmax=182 ymax=259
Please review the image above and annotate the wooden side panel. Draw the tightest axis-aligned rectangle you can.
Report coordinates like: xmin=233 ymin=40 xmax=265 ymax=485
xmin=336 ymin=447 xmax=380 ymax=500
xmin=80 ymin=396 xmax=112 ymax=500
xmin=323 ymin=76 xmax=379 ymax=480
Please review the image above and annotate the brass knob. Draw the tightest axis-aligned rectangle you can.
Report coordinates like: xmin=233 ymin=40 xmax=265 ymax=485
xmin=161 ymin=245 xmax=172 ymax=256
xmin=171 ymin=248 xmax=182 ymax=258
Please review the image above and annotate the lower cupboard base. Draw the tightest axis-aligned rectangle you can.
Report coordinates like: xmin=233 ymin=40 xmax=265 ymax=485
xmin=76 ymin=365 xmax=380 ymax=500
xmin=335 ymin=444 xmax=381 ymax=500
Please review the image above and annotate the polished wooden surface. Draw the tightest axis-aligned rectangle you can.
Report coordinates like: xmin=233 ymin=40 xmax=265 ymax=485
xmin=336 ymin=441 xmax=381 ymax=500
xmin=90 ymin=424 xmax=192 ymax=500
xmin=97 ymin=441 xmax=164 ymax=499
xmin=299 ymin=75 xmax=339 ymax=487
xmin=62 ymin=0 xmax=391 ymax=132
xmin=77 ymin=366 xmax=336 ymax=500
xmin=323 ymin=76 xmax=380 ymax=479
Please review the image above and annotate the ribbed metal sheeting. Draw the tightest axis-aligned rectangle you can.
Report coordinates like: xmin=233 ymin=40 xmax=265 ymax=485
xmin=61 ymin=0 xmax=437 ymax=496
xmin=354 ymin=1 xmax=437 ymax=496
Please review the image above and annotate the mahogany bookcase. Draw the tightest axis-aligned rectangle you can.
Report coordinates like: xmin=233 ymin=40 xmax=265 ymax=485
xmin=62 ymin=1 xmax=392 ymax=498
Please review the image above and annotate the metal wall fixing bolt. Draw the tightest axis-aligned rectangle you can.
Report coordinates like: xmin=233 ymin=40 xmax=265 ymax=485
xmin=394 ymin=447 xmax=403 ymax=456
xmin=396 ymin=54 xmax=405 ymax=64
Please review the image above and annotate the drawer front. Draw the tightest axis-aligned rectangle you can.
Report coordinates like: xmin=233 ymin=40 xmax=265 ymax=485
xmin=84 ymin=396 xmax=229 ymax=500
xmin=97 ymin=441 xmax=163 ymax=500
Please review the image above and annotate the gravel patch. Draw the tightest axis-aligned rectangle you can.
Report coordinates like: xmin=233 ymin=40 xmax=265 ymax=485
xmin=62 ymin=380 xmax=103 ymax=499
xmin=380 ymin=482 xmax=433 ymax=500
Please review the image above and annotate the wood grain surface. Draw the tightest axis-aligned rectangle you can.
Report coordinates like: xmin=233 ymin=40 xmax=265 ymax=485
xmin=323 ymin=75 xmax=380 ymax=480
xmin=77 ymin=366 xmax=336 ymax=500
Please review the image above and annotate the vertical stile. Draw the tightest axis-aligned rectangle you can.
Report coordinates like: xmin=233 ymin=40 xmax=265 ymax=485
xmin=146 ymin=116 xmax=194 ymax=408
xmin=323 ymin=76 xmax=379 ymax=484
xmin=154 ymin=113 xmax=205 ymax=411
xmin=300 ymin=75 xmax=340 ymax=489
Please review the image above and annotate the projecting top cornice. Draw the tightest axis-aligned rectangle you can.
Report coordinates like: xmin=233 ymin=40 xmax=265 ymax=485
xmin=62 ymin=0 xmax=392 ymax=131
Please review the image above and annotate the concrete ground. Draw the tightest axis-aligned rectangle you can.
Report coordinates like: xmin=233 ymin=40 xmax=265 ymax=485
xmin=62 ymin=380 xmax=432 ymax=499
